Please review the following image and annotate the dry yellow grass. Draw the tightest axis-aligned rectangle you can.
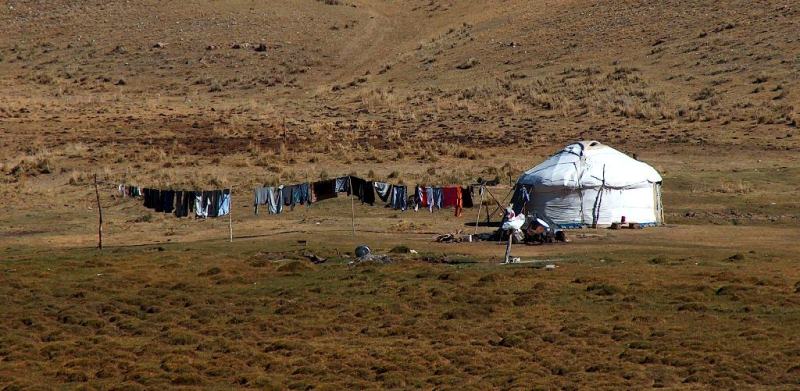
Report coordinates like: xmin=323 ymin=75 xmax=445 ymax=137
xmin=1 ymin=0 xmax=799 ymax=388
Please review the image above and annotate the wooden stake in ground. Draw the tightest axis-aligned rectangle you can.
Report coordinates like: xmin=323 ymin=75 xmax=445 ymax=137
xmin=349 ymin=176 xmax=355 ymax=236
xmin=503 ymin=231 xmax=513 ymax=263
xmin=474 ymin=185 xmax=483 ymax=235
xmin=93 ymin=174 xmax=103 ymax=250
xmin=228 ymin=188 xmax=233 ymax=243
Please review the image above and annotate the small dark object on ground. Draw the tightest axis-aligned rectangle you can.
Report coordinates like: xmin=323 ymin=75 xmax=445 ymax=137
xmin=435 ymin=233 xmax=462 ymax=243
xmin=303 ymin=252 xmax=326 ymax=264
xmin=355 ymin=245 xmax=371 ymax=258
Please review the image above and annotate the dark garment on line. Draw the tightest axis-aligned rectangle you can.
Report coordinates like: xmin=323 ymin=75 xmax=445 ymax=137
xmin=201 ymin=190 xmax=214 ymax=217
xmin=348 ymin=176 xmax=375 ymax=205
xmin=312 ymin=179 xmax=337 ymax=202
xmin=174 ymin=191 xmax=184 ymax=217
xmin=207 ymin=191 xmax=219 ymax=218
xmin=282 ymin=185 xmax=297 ymax=208
xmin=154 ymin=189 xmax=165 ymax=212
xmin=142 ymin=188 xmax=152 ymax=209
xmin=462 ymin=186 xmax=474 ymax=208
xmin=161 ymin=190 xmax=175 ymax=214
xmin=177 ymin=191 xmax=193 ymax=217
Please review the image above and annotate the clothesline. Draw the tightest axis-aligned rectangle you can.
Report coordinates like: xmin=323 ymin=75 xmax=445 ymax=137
xmin=117 ymin=184 xmax=232 ymax=219
xmin=253 ymin=175 xmax=475 ymax=217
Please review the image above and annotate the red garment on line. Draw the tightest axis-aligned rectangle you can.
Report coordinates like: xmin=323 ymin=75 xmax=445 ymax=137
xmin=442 ymin=187 xmax=458 ymax=207
xmin=418 ymin=186 xmax=428 ymax=207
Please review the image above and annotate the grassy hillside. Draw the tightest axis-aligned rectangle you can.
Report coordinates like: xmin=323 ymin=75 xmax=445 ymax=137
xmin=1 ymin=1 xmax=799 ymax=388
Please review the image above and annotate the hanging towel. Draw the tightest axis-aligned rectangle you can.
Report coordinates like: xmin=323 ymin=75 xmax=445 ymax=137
xmin=374 ymin=182 xmax=392 ymax=203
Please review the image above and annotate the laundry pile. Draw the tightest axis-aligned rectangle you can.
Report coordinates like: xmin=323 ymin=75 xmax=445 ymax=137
xmin=253 ymin=176 xmax=473 ymax=216
xmin=118 ymin=185 xmax=231 ymax=218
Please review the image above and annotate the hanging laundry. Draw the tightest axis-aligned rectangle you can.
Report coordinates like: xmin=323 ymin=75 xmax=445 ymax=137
xmin=291 ymin=185 xmax=302 ymax=208
xmin=430 ymin=187 xmax=443 ymax=211
xmin=174 ymin=191 xmax=185 ymax=217
xmin=298 ymin=183 xmax=311 ymax=205
xmin=426 ymin=187 xmax=435 ymax=212
xmin=195 ymin=192 xmax=209 ymax=218
xmin=142 ymin=188 xmax=153 ymax=209
xmin=511 ymin=185 xmax=530 ymax=214
xmin=208 ymin=190 xmax=224 ymax=217
xmin=390 ymin=185 xmax=407 ymax=210
xmin=162 ymin=190 xmax=176 ymax=214
xmin=462 ymin=186 xmax=474 ymax=208
xmin=454 ymin=187 xmax=464 ymax=217
xmin=413 ymin=186 xmax=426 ymax=211
xmin=282 ymin=184 xmax=296 ymax=207
xmin=217 ymin=189 xmax=231 ymax=216
xmin=267 ymin=186 xmax=282 ymax=214
xmin=442 ymin=187 xmax=459 ymax=208
xmin=312 ymin=179 xmax=337 ymax=202
xmin=374 ymin=182 xmax=392 ymax=203
xmin=176 ymin=191 xmax=193 ymax=218
xmin=153 ymin=190 xmax=164 ymax=212
xmin=254 ymin=187 xmax=270 ymax=215
xmin=335 ymin=177 xmax=350 ymax=193
xmin=348 ymin=177 xmax=375 ymax=205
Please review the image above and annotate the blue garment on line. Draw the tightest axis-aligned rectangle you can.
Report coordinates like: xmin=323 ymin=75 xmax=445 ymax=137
xmin=431 ymin=187 xmax=443 ymax=210
xmin=391 ymin=186 xmax=407 ymax=211
xmin=218 ymin=190 xmax=231 ymax=216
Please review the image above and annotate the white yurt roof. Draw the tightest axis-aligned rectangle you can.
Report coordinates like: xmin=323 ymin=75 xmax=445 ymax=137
xmin=517 ymin=141 xmax=662 ymax=190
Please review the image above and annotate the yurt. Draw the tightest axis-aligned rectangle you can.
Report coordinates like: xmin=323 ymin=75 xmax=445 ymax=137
xmin=514 ymin=141 xmax=663 ymax=228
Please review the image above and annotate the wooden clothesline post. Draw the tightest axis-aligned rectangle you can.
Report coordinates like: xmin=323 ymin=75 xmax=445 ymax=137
xmin=228 ymin=187 xmax=233 ymax=243
xmin=503 ymin=233 xmax=513 ymax=264
xmin=349 ymin=176 xmax=356 ymax=236
xmin=474 ymin=184 xmax=484 ymax=235
xmin=93 ymin=174 xmax=103 ymax=250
